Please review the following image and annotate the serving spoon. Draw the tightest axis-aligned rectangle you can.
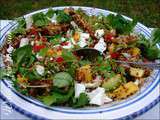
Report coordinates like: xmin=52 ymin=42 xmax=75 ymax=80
xmin=74 ymin=48 xmax=160 ymax=69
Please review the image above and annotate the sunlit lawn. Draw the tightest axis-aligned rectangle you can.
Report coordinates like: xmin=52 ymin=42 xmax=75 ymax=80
xmin=0 ymin=0 xmax=159 ymax=27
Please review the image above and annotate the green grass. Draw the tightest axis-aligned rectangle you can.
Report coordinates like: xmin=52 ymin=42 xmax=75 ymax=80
xmin=0 ymin=0 xmax=160 ymax=27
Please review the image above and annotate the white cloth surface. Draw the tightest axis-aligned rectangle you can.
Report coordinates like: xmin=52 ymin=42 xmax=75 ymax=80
xmin=0 ymin=20 xmax=159 ymax=120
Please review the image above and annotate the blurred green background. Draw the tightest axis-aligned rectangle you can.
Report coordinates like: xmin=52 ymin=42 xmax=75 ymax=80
xmin=0 ymin=0 xmax=160 ymax=27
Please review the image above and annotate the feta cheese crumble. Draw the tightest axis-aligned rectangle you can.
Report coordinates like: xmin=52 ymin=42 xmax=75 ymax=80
xmin=95 ymin=29 xmax=104 ymax=39
xmin=75 ymin=83 xmax=86 ymax=98
xmin=87 ymin=87 xmax=112 ymax=105
xmin=19 ymin=38 xmax=29 ymax=47
xmin=77 ymin=32 xmax=90 ymax=48
xmin=94 ymin=38 xmax=106 ymax=53
xmin=70 ymin=21 xmax=78 ymax=29
xmin=36 ymin=65 xmax=45 ymax=76
xmin=80 ymin=33 xmax=90 ymax=39
xmin=78 ymin=38 xmax=87 ymax=48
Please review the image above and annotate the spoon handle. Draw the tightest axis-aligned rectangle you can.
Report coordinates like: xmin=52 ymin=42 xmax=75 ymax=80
xmin=115 ymin=60 xmax=160 ymax=69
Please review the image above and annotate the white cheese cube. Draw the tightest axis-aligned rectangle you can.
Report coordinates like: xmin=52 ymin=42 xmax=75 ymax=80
xmin=77 ymin=32 xmax=90 ymax=48
xmin=70 ymin=21 xmax=78 ymax=29
xmin=75 ymin=83 xmax=86 ymax=98
xmin=19 ymin=38 xmax=29 ymax=47
xmin=80 ymin=33 xmax=90 ymax=39
xmin=78 ymin=38 xmax=87 ymax=48
xmin=95 ymin=29 xmax=104 ymax=39
xmin=36 ymin=65 xmax=45 ymax=76
xmin=130 ymin=67 xmax=144 ymax=78
xmin=87 ymin=87 xmax=105 ymax=106
xmin=94 ymin=38 xmax=106 ymax=53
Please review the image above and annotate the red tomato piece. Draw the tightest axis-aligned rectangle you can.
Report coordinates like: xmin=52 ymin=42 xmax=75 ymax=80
xmin=33 ymin=45 xmax=45 ymax=52
xmin=56 ymin=57 xmax=64 ymax=63
xmin=30 ymin=27 xmax=38 ymax=36
xmin=105 ymin=33 xmax=114 ymax=41
xmin=110 ymin=52 xmax=120 ymax=59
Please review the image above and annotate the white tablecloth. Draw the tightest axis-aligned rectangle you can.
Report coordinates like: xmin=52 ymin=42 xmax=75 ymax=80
xmin=0 ymin=20 xmax=159 ymax=120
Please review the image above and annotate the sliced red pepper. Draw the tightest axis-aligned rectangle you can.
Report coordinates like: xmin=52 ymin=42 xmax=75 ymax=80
xmin=110 ymin=52 xmax=120 ymax=59
xmin=30 ymin=27 xmax=38 ymax=36
xmin=33 ymin=45 xmax=45 ymax=52
xmin=105 ymin=33 xmax=114 ymax=41
xmin=40 ymin=36 xmax=47 ymax=42
xmin=41 ymin=29 xmax=49 ymax=35
xmin=55 ymin=57 xmax=64 ymax=63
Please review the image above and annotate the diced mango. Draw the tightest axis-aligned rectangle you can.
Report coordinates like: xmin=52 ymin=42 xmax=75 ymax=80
xmin=47 ymin=49 xmax=55 ymax=56
xmin=108 ymin=81 xmax=139 ymax=99
xmin=73 ymin=32 xmax=80 ymax=42
xmin=131 ymin=47 xmax=140 ymax=56
xmin=76 ymin=65 xmax=92 ymax=82
xmin=130 ymin=67 xmax=144 ymax=78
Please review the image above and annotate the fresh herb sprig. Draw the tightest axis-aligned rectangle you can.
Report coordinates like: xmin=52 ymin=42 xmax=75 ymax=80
xmin=106 ymin=14 xmax=137 ymax=34
xmin=137 ymin=28 xmax=160 ymax=60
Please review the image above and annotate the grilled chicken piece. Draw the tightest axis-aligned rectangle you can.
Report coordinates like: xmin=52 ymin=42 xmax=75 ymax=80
xmin=111 ymin=35 xmax=138 ymax=44
xmin=44 ymin=23 xmax=71 ymax=36
xmin=67 ymin=8 xmax=98 ymax=42
xmin=76 ymin=65 xmax=93 ymax=83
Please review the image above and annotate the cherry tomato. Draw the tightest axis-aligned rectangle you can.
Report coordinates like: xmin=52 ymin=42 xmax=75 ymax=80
xmin=30 ymin=27 xmax=38 ymax=36
xmin=33 ymin=45 xmax=45 ymax=52
xmin=105 ymin=33 xmax=114 ymax=41
xmin=110 ymin=52 xmax=120 ymax=59
xmin=55 ymin=57 xmax=64 ymax=63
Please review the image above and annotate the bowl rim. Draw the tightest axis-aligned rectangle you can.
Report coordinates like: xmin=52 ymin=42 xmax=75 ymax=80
xmin=0 ymin=6 xmax=160 ymax=120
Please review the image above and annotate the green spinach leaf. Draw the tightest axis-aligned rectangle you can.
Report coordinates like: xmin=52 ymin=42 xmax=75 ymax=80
xmin=107 ymin=14 xmax=137 ymax=34
xmin=137 ymin=29 xmax=160 ymax=60
xmin=53 ymin=72 xmax=73 ymax=88
xmin=56 ymin=11 xmax=72 ymax=23
xmin=62 ymin=50 xmax=77 ymax=62
xmin=18 ymin=67 xmax=41 ymax=80
xmin=46 ymin=8 xmax=56 ymax=18
xmin=12 ymin=45 xmax=33 ymax=67
xmin=32 ymin=12 xmax=50 ymax=27
xmin=41 ymin=86 xmax=74 ymax=105
xmin=72 ymin=93 xmax=89 ymax=108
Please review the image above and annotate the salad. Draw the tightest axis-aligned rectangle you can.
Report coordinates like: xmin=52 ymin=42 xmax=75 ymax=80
xmin=1 ymin=8 xmax=160 ymax=108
